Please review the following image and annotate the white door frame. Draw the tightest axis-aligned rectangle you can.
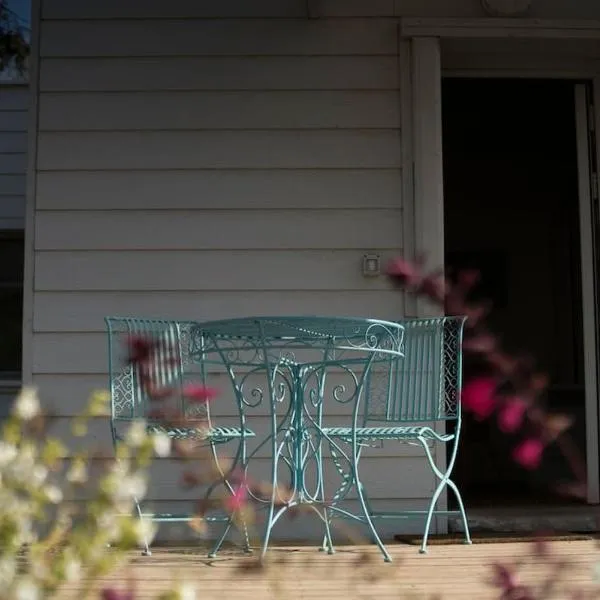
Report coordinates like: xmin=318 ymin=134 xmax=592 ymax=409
xmin=405 ymin=31 xmax=600 ymax=505
xmin=575 ymin=83 xmax=600 ymax=504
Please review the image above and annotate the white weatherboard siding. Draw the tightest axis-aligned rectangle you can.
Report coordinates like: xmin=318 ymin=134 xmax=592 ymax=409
xmin=31 ymin=0 xmax=441 ymax=540
xmin=0 ymin=86 xmax=27 ymax=229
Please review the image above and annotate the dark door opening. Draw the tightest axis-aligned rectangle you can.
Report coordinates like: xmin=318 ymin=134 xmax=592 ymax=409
xmin=442 ymin=78 xmax=587 ymax=507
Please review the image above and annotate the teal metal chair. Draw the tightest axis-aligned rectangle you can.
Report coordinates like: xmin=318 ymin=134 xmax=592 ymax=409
xmin=105 ymin=317 xmax=255 ymax=556
xmin=322 ymin=316 xmax=471 ymax=561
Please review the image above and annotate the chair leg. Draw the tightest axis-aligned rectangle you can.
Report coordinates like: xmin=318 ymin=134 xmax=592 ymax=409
xmin=260 ymin=431 xmax=284 ymax=562
xmin=319 ymin=507 xmax=335 ymax=555
xmin=352 ymin=445 xmax=391 ymax=562
xmin=356 ymin=482 xmax=391 ymax=562
xmin=419 ymin=437 xmax=470 ymax=554
xmin=419 ymin=479 xmax=445 ymax=555
xmin=207 ymin=441 xmax=252 ymax=557
xmin=209 ymin=518 xmax=233 ymax=558
xmin=260 ymin=493 xmax=277 ymax=561
xmin=115 ymin=439 xmax=151 ymax=557
xmin=317 ymin=442 xmax=334 ymax=555
xmin=447 ymin=479 xmax=472 ymax=545
xmin=134 ymin=496 xmax=152 ymax=556
xmin=320 ymin=440 xmax=357 ymax=554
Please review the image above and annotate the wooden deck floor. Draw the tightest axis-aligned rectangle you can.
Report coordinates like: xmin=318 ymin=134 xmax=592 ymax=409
xmin=60 ymin=540 xmax=599 ymax=599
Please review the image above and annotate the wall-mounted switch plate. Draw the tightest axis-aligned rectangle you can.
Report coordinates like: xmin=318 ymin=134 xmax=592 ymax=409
xmin=362 ymin=253 xmax=381 ymax=277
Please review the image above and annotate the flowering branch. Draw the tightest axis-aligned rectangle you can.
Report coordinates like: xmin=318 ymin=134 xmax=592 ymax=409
xmin=387 ymin=257 xmax=587 ymax=495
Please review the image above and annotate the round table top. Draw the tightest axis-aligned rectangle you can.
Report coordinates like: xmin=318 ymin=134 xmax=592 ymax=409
xmin=194 ymin=315 xmax=400 ymax=338
xmin=191 ymin=316 xmax=405 ymax=361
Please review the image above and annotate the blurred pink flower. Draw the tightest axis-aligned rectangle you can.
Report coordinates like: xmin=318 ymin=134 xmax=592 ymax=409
xmin=183 ymin=384 xmax=219 ymax=404
xmin=457 ymin=269 xmax=480 ymax=288
xmin=461 ymin=377 xmax=497 ymax=420
xmin=513 ymin=438 xmax=544 ymax=470
xmin=126 ymin=335 xmax=154 ymax=365
xmin=491 ymin=563 xmax=519 ymax=592
xmin=386 ymin=258 xmax=423 ymax=288
xmin=462 ymin=333 xmax=497 ymax=354
xmin=498 ymin=397 xmax=527 ymax=433
xmin=491 ymin=564 xmax=534 ymax=600
xmin=419 ymin=275 xmax=446 ymax=302
xmin=225 ymin=483 xmax=248 ymax=513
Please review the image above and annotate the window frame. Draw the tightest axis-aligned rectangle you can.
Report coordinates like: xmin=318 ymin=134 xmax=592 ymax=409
xmin=0 ymin=229 xmax=24 ymax=384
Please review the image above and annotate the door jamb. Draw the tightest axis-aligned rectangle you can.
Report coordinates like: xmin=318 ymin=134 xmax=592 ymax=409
xmin=407 ymin=37 xmax=600 ymax=505
xmin=575 ymin=83 xmax=600 ymax=504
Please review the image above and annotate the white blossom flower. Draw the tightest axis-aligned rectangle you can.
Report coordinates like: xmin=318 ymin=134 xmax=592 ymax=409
xmin=96 ymin=511 xmax=122 ymax=541
xmin=174 ymin=583 xmax=197 ymax=600
xmin=13 ymin=578 xmax=39 ymax=600
xmin=15 ymin=444 xmax=36 ymax=471
xmin=66 ymin=460 xmax=88 ymax=484
xmin=0 ymin=557 xmax=16 ymax=587
xmin=125 ymin=419 xmax=147 ymax=448
xmin=13 ymin=386 xmax=41 ymax=421
xmin=110 ymin=459 xmax=130 ymax=478
xmin=43 ymin=484 xmax=63 ymax=504
xmin=88 ymin=390 xmax=111 ymax=416
xmin=152 ymin=431 xmax=171 ymax=457
xmin=0 ymin=442 xmax=17 ymax=467
xmin=119 ymin=472 xmax=147 ymax=501
xmin=63 ymin=554 xmax=82 ymax=582
xmin=31 ymin=465 xmax=48 ymax=486
xmin=30 ymin=558 xmax=49 ymax=581
xmin=134 ymin=518 xmax=157 ymax=547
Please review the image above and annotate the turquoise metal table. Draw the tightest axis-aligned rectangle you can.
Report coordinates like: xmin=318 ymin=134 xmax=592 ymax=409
xmin=189 ymin=316 xmax=405 ymax=558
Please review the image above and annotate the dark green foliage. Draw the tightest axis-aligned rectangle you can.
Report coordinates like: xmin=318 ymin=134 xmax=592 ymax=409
xmin=0 ymin=1 xmax=29 ymax=74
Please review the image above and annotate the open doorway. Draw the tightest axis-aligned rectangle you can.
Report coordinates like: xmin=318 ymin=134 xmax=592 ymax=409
xmin=442 ymin=78 xmax=589 ymax=507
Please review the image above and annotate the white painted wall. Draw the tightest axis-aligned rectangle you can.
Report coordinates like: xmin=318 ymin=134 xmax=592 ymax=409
xmin=29 ymin=0 xmax=600 ymax=543
xmin=0 ymin=85 xmax=27 ymax=229
xmin=29 ymin=0 xmax=425 ymax=541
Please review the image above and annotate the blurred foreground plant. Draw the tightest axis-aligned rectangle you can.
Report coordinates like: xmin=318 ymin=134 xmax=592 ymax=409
xmin=0 ymin=385 xmax=193 ymax=599
xmin=1 ymin=272 xmax=596 ymax=600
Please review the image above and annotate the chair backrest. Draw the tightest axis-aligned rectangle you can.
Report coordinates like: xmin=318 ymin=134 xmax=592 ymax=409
xmin=363 ymin=316 xmax=467 ymax=424
xmin=105 ymin=317 xmax=209 ymax=424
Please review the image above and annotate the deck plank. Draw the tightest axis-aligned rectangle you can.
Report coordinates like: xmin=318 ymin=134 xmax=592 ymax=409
xmin=55 ymin=540 xmax=599 ymax=599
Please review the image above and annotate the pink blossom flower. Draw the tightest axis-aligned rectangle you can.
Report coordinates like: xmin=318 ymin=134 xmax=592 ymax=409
xmin=183 ymin=384 xmax=219 ymax=404
xmin=531 ymin=533 xmax=551 ymax=557
xmin=462 ymin=333 xmax=497 ymax=354
xmin=225 ymin=483 xmax=248 ymax=513
xmin=491 ymin=563 xmax=520 ymax=592
xmin=461 ymin=377 xmax=497 ymax=420
xmin=457 ymin=269 xmax=480 ymax=288
xmin=498 ymin=397 xmax=527 ymax=433
xmin=419 ymin=275 xmax=446 ymax=302
xmin=513 ymin=438 xmax=544 ymax=470
xmin=491 ymin=564 xmax=534 ymax=600
xmin=386 ymin=258 xmax=422 ymax=288
xmin=126 ymin=335 xmax=154 ymax=365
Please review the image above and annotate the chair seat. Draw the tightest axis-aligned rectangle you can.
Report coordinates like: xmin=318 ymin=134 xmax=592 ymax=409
xmin=147 ymin=424 xmax=255 ymax=442
xmin=322 ymin=425 xmax=446 ymax=442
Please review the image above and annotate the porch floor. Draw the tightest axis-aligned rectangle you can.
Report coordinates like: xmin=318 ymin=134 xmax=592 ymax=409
xmin=449 ymin=504 xmax=600 ymax=533
xmin=59 ymin=540 xmax=599 ymax=599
